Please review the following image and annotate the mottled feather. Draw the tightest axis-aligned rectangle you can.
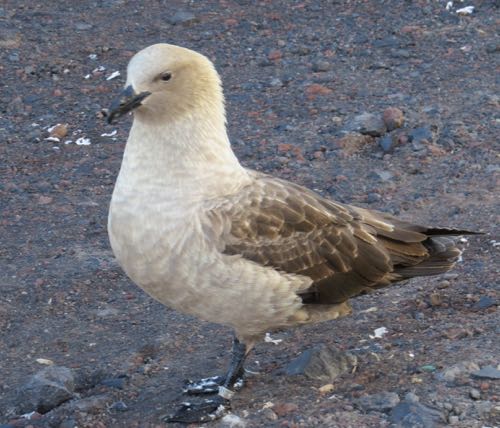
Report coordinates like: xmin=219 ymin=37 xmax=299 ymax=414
xmin=213 ymin=171 xmax=470 ymax=304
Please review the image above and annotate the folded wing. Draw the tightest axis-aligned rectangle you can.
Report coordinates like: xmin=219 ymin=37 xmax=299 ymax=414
xmin=211 ymin=172 xmax=470 ymax=304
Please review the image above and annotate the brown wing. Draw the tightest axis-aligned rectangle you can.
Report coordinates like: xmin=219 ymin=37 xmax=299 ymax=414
xmin=212 ymin=172 xmax=466 ymax=304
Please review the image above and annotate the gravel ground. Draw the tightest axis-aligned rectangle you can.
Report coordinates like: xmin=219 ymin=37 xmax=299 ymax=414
xmin=1 ymin=1 xmax=499 ymax=427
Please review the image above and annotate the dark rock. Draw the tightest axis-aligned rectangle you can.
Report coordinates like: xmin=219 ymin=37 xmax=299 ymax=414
xmin=58 ymin=419 xmax=77 ymax=428
xmin=100 ymin=376 xmax=127 ymax=389
xmin=15 ymin=366 xmax=76 ymax=414
xmin=369 ymin=61 xmax=391 ymax=70
xmin=366 ymin=192 xmax=382 ymax=203
xmin=110 ymin=400 xmax=128 ymax=411
xmin=73 ymin=368 xmax=107 ymax=391
xmin=379 ymin=134 xmax=395 ymax=153
xmin=390 ymin=401 xmax=445 ymax=427
xmin=372 ymin=36 xmax=400 ymax=48
xmin=27 ymin=128 xmax=43 ymax=142
xmin=291 ymin=45 xmax=311 ymax=56
xmin=169 ymin=11 xmax=197 ymax=25
xmin=472 ymin=366 xmax=500 ymax=380
xmin=346 ymin=113 xmax=387 ymax=137
xmin=409 ymin=127 xmax=433 ymax=146
xmin=285 ymin=344 xmax=357 ymax=382
xmin=485 ymin=43 xmax=500 ymax=54
xmin=414 ymin=312 xmax=425 ymax=321
xmin=355 ymin=391 xmax=400 ymax=413
xmin=472 ymin=295 xmax=496 ymax=310
xmin=258 ymin=59 xmax=273 ymax=67
xmin=24 ymin=65 xmax=36 ymax=75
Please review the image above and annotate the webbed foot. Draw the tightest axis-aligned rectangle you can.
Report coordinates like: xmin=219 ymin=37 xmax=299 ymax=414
xmin=165 ymin=395 xmax=229 ymax=423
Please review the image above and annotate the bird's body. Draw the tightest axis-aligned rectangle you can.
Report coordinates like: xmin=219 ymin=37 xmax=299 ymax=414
xmin=106 ymin=43 xmax=474 ymax=422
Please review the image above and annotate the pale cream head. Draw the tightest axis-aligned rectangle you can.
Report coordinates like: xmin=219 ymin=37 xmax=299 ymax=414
xmin=125 ymin=43 xmax=225 ymax=123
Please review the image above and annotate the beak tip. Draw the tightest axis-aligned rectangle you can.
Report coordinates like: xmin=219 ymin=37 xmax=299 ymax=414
xmin=105 ymin=87 xmax=150 ymax=125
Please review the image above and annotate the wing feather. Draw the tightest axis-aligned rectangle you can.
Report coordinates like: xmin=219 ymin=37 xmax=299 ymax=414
xmin=210 ymin=171 xmax=468 ymax=304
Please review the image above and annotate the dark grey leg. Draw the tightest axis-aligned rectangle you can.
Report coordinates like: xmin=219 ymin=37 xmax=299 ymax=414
xmin=223 ymin=337 xmax=247 ymax=388
xmin=184 ymin=337 xmax=247 ymax=395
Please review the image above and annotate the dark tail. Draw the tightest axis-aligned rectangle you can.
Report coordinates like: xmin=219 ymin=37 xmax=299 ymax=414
xmin=394 ymin=228 xmax=480 ymax=278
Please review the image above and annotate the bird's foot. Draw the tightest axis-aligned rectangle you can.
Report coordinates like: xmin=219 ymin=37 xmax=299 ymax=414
xmin=164 ymin=395 xmax=230 ymax=423
xmin=183 ymin=374 xmax=245 ymax=395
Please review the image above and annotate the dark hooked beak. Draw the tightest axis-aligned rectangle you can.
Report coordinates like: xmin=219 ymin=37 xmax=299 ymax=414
xmin=106 ymin=85 xmax=151 ymax=124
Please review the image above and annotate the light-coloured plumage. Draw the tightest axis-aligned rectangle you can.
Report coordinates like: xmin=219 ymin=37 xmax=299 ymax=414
xmin=108 ymin=43 xmax=469 ymax=347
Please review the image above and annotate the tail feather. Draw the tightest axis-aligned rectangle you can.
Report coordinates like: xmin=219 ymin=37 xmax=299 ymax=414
xmin=395 ymin=236 xmax=462 ymax=278
xmin=423 ymin=227 xmax=480 ymax=236
xmin=358 ymin=209 xmax=479 ymax=280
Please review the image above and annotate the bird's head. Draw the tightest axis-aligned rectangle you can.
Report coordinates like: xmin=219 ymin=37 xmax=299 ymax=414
xmin=107 ymin=44 xmax=224 ymax=125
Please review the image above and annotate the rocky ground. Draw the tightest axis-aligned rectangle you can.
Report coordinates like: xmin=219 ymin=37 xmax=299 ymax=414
xmin=1 ymin=0 xmax=499 ymax=427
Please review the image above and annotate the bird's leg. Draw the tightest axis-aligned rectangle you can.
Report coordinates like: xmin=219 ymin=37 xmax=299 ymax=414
xmin=166 ymin=337 xmax=252 ymax=423
xmin=184 ymin=337 xmax=247 ymax=395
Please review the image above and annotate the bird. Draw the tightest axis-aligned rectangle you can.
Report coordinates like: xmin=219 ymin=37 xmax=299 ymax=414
xmin=106 ymin=43 xmax=475 ymax=423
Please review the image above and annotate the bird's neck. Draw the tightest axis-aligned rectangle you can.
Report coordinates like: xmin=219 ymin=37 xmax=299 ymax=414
xmin=115 ymin=111 xmax=250 ymax=202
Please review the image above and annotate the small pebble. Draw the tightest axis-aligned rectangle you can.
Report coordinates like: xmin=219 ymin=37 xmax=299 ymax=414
xmin=404 ymin=392 xmax=419 ymax=403
xmin=110 ymin=400 xmax=128 ymax=411
xmin=220 ymin=413 xmax=247 ymax=428
xmin=312 ymin=61 xmax=331 ymax=72
xmin=366 ymin=192 xmax=382 ymax=204
xmin=429 ymin=292 xmax=442 ymax=306
xmin=469 ymin=388 xmax=481 ymax=400
xmin=75 ymin=22 xmax=92 ymax=30
xmin=355 ymin=391 xmax=400 ymax=413
xmin=273 ymin=402 xmax=299 ymax=417
xmin=318 ymin=383 xmax=334 ymax=393
xmin=378 ymin=134 xmax=395 ymax=153
xmin=49 ymin=124 xmax=68 ymax=140
xmin=409 ymin=127 xmax=433 ymax=145
xmin=268 ymin=50 xmax=282 ymax=61
xmin=420 ymin=365 xmax=436 ymax=372
xmin=438 ymin=280 xmax=450 ymax=289
xmin=168 ymin=11 xmax=197 ymax=25
xmin=262 ymin=408 xmax=278 ymax=421
xmin=347 ymin=112 xmax=387 ymax=137
xmin=382 ymin=107 xmax=404 ymax=131
xmin=269 ymin=77 xmax=283 ymax=87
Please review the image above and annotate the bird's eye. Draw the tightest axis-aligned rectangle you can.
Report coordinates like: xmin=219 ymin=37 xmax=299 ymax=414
xmin=160 ymin=72 xmax=172 ymax=82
